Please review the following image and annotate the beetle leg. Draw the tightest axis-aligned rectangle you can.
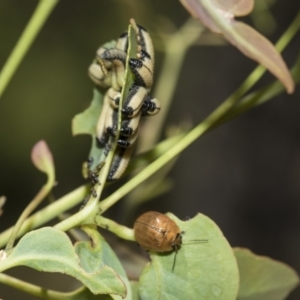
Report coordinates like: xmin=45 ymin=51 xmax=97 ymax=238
xmin=87 ymin=157 xmax=94 ymax=168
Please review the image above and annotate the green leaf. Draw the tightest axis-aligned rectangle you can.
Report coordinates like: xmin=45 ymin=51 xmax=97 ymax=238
xmin=0 ymin=227 xmax=126 ymax=297
xmin=75 ymin=230 xmax=132 ymax=300
xmin=234 ymin=247 xmax=300 ymax=300
xmin=72 ymin=88 xmax=105 ymax=171
xmin=63 ymin=286 xmax=115 ymax=300
xmin=138 ymin=213 xmax=239 ymax=299
xmin=72 ymin=88 xmax=104 ymax=137
xmin=121 ymin=21 xmax=137 ymax=98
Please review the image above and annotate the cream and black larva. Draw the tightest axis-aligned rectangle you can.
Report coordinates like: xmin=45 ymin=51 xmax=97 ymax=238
xmin=88 ymin=24 xmax=160 ymax=181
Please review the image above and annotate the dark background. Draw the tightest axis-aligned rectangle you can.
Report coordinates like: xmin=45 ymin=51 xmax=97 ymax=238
xmin=0 ymin=0 xmax=300 ymax=299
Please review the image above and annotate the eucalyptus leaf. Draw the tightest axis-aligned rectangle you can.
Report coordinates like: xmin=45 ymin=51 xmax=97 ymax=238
xmin=0 ymin=227 xmax=126 ymax=297
xmin=75 ymin=230 xmax=132 ymax=300
xmin=138 ymin=213 xmax=239 ymax=299
xmin=180 ymin=0 xmax=294 ymax=93
xmin=234 ymin=247 xmax=299 ymax=300
xmin=31 ymin=140 xmax=55 ymax=179
xmin=72 ymin=88 xmax=104 ymax=171
xmin=72 ymin=88 xmax=103 ymax=137
xmin=63 ymin=286 xmax=114 ymax=300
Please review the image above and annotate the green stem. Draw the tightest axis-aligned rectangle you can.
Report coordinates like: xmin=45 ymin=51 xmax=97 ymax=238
xmin=0 ymin=272 xmax=67 ymax=300
xmin=0 ymin=185 xmax=89 ymax=248
xmin=53 ymin=190 xmax=98 ymax=232
xmin=92 ymin=215 xmax=135 ymax=241
xmin=0 ymin=0 xmax=58 ymax=98
xmin=275 ymin=10 xmax=300 ymax=52
xmin=0 ymin=272 xmax=95 ymax=300
xmin=126 ymin=132 xmax=185 ymax=172
xmin=216 ymin=60 xmax=300 ymax=127
xmin=5 ymin=178 xmax=54 ymax=250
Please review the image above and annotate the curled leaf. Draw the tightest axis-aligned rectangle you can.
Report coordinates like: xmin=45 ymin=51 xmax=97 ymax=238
xmin=31 ymin=140 xmax=54 ymax=178
xmin=180 ymin=0 xmax=294 ymax=93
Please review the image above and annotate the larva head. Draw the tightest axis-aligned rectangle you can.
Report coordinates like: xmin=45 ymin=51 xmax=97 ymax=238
xmin=134 ymin=211 xmax=182 ymax=252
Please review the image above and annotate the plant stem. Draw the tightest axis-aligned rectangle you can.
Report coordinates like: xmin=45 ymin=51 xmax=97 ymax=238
xmin=0 ymin=185 xmax=89 ymax=248
xmin=0 ymin=0 xmax=58 ymax=98
xmin=0 ymin=272 xmax=91 ymax=300
xmin=5 ymin=179 xmax=54 ymax=250
xmin=92 ymin=215 xmax=135 ymax=241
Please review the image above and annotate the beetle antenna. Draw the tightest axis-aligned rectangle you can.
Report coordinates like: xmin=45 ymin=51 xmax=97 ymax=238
xmin=171 ymin=240 xmax=208 ymax=272
xmin=184 ymin=239 xmax=208 ymax=245
xmin=172 ymin=250 xmax=178 ymax=273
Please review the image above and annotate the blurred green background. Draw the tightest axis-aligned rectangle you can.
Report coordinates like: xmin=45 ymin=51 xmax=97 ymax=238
xmin=0 ymin=0 xmax=300 ymax=299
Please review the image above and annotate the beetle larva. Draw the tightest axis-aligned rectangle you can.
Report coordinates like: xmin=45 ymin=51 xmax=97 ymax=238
xmin=129 ymin=58 xmax=153 ymax=89
xmin=121 ymin=85 xmax=148 ymax=117
xmin=107 ymin=146 xmax=133 ymax=181
xmin=105 ymin=109 xmax=141 ymax=138
xmin=117 ymin=129 xmax=139 ymax=148
xmin=107 ymin=87 xmax=121 ymax=109
xmin=108 ymin=85 xmax=148 ymax=118
xmin=136 ymin=25 xmax=154 ymax=74
xmin=116 ymin=31 xmax=129 ymax=52
xmin=95 ymin=91 xmax=112 ymax=147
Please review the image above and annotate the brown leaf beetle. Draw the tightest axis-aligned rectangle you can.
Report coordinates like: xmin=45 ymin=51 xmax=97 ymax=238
xmin=134 ymin=211 xmax=182 ymax=252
